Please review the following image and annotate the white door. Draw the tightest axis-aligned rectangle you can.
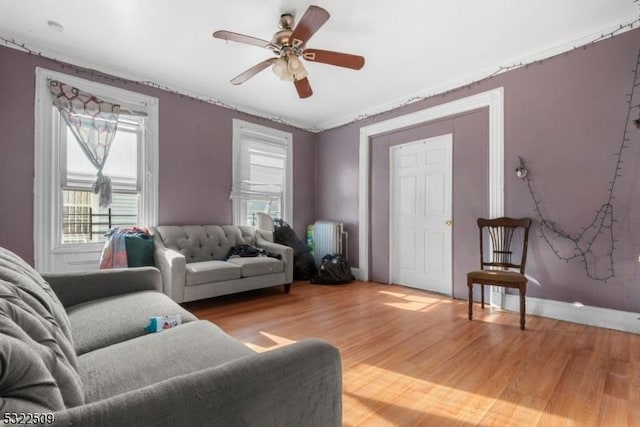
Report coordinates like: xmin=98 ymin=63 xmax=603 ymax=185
xmin=390 ymin=134 xmax=452 ymax=295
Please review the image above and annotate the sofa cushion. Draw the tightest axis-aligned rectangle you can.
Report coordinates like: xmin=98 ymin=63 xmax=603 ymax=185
xmin=227 ymin=257 xmax=285 ymax=278
xmin=0 ymin=293 xmax=85 ymax=410
xmin=0 ymin=247 xmax=84 ymax=410
xmin=125 ymin=234 xmax=155 ymax=267
xmin=0 ymin=335 xmax=65 ymax=412
xmin=155 ymin=225 xmax=256 ymax=263
xmin=66 ymin=290 xmax=198 ymax=355
xmin=78 ymin=320 xmax=255 ymax=403
xmin=0 ymin=247 xmax=74 ymax=350
xmin=186 ymin=260 xmax=242 ymax=286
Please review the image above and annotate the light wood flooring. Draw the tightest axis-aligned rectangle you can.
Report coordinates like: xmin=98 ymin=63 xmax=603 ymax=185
xmin=183 ymin=281 xmax=640 ymax=426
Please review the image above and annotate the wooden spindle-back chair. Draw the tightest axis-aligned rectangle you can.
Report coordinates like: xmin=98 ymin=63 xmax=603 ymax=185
xmin=467 ymin=217 xmax=531 ymax=329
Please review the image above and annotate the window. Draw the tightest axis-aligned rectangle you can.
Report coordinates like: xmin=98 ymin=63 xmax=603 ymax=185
xmin=61 ymin=114 xmax=142 ymax=243
xmin=231 ymin=120 xmax=292 ymax=226
xmin=34 ymin=68 xmax=158 ymax=272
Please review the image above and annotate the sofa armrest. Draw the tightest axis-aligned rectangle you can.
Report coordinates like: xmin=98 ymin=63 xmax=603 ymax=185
xmin=52 ymin=338 xmax=342 ymax=427
xmin=42 ymin=267 xmax=162 ymax=308
xmin=154 ymin=240 xmax=187 ymax=303
xmin=256 ymin=236 xmax=294 ymax=284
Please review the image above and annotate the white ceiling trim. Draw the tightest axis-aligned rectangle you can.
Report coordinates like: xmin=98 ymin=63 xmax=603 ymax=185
xmin=2 ymin=14 xmax=637 ymax=133
xmin=0 ymin=38 xmax=317 ymax=132
xmin=319 ymin=15 xmax=640 ymax=131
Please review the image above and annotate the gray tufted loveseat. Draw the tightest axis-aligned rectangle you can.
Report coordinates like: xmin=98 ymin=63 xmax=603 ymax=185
xmin=0 ymin=245 xmax=342 ymax=426
xmin=153 ymin=225 xmax=293 ymax=303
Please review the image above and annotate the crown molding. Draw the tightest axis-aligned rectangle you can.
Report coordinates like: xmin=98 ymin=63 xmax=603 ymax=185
xmin=0 ymin=37 xmax=316 ymax=132
xmin=2 ymin=13 xmax=638 ymax=134
xmin=316 ymin=15 xmax=640 ymax=131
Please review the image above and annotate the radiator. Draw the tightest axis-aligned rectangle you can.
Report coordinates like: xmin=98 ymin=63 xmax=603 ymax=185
xmin=313 ymin=221 xmax=347 ymax=265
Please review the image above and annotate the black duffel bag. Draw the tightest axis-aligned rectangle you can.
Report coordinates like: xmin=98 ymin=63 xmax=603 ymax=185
xmin=310 ymin=254 xmax=354 ymax=285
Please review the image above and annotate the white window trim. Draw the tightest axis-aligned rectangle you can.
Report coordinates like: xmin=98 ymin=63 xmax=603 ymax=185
xmin=231 ymin=119 xmax=292 ymax=226
xmin=34 ymin=67 xmax=159 ymax=271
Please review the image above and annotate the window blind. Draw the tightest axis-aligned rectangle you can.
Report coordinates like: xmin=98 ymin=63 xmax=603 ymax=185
xmin=230 ymin=137 xmax=287 ymax=202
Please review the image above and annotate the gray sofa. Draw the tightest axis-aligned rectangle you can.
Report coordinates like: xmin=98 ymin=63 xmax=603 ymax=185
xmin=0 ymin=246 xmax=342 ymax=427
xmin=154 ymin=225 xmax=293 ymax=303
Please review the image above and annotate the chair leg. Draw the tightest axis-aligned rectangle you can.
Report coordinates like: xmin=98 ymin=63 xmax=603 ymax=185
xmin=481 ymin=284 xmax=485 ymax=309
xmin=467 ymin=280 xmax=473 ymax=321
xmin=519 ymin=286 xmax=526 ymax=330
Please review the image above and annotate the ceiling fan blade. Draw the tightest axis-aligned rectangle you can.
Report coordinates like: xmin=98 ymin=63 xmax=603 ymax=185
xmin=230 ymin=58 xmax=277 ymax=85
xmin=213 ymin=30 xmax=273 ymax=49
xmin=294 ymin=77 xmax=313 ymax=99
xmin=290 ymin=5 xmax=330 ymax=48
xmin=303 ymin=49 xmax=365 ymax=70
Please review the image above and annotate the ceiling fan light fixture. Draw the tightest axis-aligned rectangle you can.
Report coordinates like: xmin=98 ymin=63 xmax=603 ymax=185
xmin=280 ymin=71 xmax=295 ymax=82
xmin=287 ymin=55 xmax=302 ymax=72
xmin=288 ymin=56 xmax=308 ymax=80
xmin=272 ymin=57 xmax=287 ymax=78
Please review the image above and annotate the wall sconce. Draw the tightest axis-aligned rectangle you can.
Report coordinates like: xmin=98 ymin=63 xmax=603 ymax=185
xmin=515 ymin=156 xmax=528 ymax=179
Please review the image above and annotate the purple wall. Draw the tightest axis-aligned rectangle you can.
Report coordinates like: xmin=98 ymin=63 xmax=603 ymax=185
xmin=0 ymin=46 xmax=316 ymax=265
xmin=1 ymin=28 xmax=639 ymax=313
xmin=317 ymin=29 xmax=640 ymax=312
xmin=314 ymin=124 xmax=361 ymax=262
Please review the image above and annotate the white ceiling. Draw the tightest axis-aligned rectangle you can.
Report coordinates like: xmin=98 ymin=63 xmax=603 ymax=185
xmin=0 ymin=1 xmax=637 ymax=130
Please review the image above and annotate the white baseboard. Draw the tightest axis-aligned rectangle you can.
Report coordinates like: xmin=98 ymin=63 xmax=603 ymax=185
xmin=491 ymin=289 xmax=640 ymax=334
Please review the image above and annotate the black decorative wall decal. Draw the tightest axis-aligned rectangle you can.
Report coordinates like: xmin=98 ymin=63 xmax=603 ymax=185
xmin=518 ymin=39 xmax=640 ymax=282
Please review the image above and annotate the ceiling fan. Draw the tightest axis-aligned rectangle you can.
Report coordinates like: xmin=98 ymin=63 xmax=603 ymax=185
xmin=213 ymin=5 xmax=365 ymax=99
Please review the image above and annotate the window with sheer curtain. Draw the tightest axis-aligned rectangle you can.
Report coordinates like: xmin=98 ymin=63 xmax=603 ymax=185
xmin=60 ymin=114 xmax=143 ymax=243
xmin=231 ymin=119 xmax=292 ymax=226
xmin=34 ymin=68 xmax=158 ymax=272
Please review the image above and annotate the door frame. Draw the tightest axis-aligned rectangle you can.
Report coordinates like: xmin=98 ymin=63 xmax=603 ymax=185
xmin=389 ymin=134 xmax=453 ymax=295
xmin=358 ymin=87 xmax=504 ymax=284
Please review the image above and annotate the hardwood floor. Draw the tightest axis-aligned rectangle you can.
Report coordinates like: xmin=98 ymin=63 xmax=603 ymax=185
xmin=183 ymin=281 xmax=640 ymax=426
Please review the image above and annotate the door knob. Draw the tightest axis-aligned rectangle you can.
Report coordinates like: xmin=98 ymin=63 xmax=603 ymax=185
xmin=445 ymin=219 xmax=453 ymax=226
